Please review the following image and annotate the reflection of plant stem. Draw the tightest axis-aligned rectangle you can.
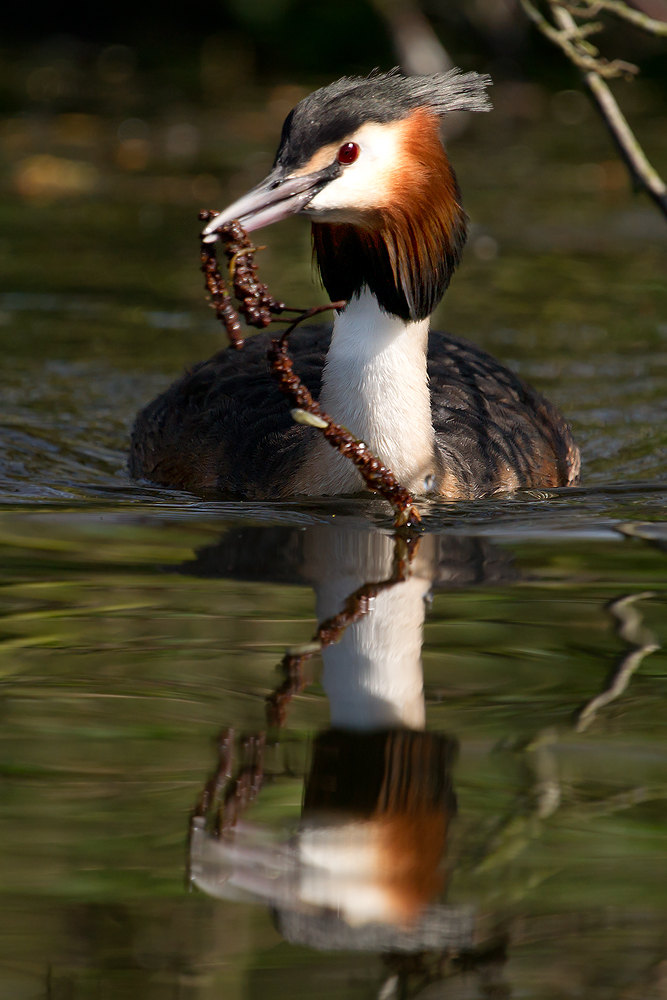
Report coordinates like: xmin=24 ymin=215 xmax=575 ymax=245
xmin=190 ymin=729 xmax=265 ymax=841
xmin=267 ymin=535 xmax=420 ymax=726
xmin=519 ymin=0 xmax=667 ymax=219
xmin=477 ymin=586 xmax=660 ymax=873
xmin=576 ymin=591 xmax=658 ymax=732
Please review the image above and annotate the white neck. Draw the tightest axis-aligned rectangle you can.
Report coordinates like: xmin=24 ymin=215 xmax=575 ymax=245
xmin=291 ymin=289 xmax=436 ymax=496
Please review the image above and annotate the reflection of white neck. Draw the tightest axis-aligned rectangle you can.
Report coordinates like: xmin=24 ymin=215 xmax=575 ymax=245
xmin=305 ymin=528 xmax=433 ymax=730
xmin=292 ymin=289 xmax=435 ymax=496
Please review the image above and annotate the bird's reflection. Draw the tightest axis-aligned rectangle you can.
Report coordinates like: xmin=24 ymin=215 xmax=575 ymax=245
xmin=185 ymin=523 xmax=515 ymax=953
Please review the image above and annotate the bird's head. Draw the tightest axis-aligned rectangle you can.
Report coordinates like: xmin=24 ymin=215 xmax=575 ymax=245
xmin=203 ymin=69 xmax=491 ymax=321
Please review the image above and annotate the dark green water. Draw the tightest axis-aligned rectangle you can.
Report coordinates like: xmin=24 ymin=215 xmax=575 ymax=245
xmin=1 ymin=98 xmax=667 ymax=998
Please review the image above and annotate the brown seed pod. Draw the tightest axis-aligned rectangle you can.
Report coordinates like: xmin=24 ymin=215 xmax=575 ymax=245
xmin=199 ymin=213 xmax=288 ymax=348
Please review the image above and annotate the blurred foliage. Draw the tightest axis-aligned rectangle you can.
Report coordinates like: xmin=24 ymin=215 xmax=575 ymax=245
xmin=1 ymin=0 xmax=666 ymax=109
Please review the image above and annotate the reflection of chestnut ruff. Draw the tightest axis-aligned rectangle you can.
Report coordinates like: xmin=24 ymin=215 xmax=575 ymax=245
xmin=189 ymin=725 xmax=461 ymax=932
xmin=302 ymin=729 xmax=457 ymax=924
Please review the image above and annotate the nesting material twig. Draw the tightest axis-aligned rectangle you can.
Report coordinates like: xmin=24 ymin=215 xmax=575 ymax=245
xmin=576 ymin=591 xmax=659 ymax=732
xmin=199 ymin=214 xmax=341 ymax=343
xmin=198 ymin=214 xmax=422 ymax=528
xmin=268 ymin=318 xmax=422 ymax=530
xmin=199 ymin=214 xmax=288 ymax=348
xmin=267 ymin=535 xmax=420 ymax=727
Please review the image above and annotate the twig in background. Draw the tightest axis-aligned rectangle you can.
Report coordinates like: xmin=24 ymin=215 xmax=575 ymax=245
xmin=519 ymin=0 xmax=667 ymax=219
xmin=583 ymin=70 xmax=667 ymax=216
xmin=368 ymin=0 xmax=453 ymax=75
xmin=520 ymin=0 xmax=638 ymax=76
xmin=564 ymin=0 xmax=667 ymax=35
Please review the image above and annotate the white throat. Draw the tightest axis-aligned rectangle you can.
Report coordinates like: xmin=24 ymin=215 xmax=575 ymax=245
xmin=292 ymin=288 xmax=436 ymax=496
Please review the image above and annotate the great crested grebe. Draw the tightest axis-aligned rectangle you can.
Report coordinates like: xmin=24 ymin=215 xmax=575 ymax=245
xmin=130 ymin=69 xmax=580 ymax=500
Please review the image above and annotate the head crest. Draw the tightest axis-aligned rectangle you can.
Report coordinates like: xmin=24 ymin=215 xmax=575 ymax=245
xmin=274 ymin=68 xmax=492 ymax=172
xmin=360 ymin=66 xmax=493 ymax=116
xmin=298 ymin=67 xmax=492 ymax=126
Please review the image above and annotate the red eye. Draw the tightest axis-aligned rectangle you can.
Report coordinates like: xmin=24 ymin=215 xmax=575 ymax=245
xmin=337 ymin=142 xmax=360 ymax=165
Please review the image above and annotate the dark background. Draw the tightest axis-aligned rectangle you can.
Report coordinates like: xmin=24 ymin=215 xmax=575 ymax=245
xmin=2 ymin=0 xmax=666 ymax=112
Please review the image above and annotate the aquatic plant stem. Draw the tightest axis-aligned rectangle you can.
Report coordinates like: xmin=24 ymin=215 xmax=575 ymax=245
xmin=198 ymin=215 xmax=422 ymax=526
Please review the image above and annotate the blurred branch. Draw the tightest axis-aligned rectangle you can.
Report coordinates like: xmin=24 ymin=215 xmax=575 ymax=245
xmin=520 ymin=0 xmax=638 ymax=75
xmin=369 ymin=0 xmax=453 ymax=74
xmin=576 ymin=591 xmax=659 ymax=732
xmin=519 ymin=0 xmax=667 ymax=219
xmin=564 ymin=0 xmax=667 ymax=35
xmin=583 ymin=70 xmax=667 ymax=217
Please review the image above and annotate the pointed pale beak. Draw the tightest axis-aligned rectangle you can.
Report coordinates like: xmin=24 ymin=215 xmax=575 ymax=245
xmin=201 ymin=162 xmax=340 ymax=243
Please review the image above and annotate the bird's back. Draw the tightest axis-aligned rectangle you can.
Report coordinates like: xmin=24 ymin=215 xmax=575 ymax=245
xmin=129 ymin=326 xmax=579 ymax=498
xmin=427 ymin=331 xmax=579 ymax=495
